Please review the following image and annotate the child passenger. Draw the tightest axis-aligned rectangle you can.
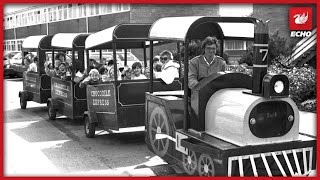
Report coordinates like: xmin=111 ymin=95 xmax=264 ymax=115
xmin=27 ymin=57 xmax=38 ymax=72
xmin=158 ymin=50 xmax=180 ymax=84
xmin=107 ymin=66 xmax=122 ymax=81
xmin=99 ymin=66 xmax=109 ymax=82
xmin=79 ymin=69 xmax=102 ymax=88
xmin=132 ymin=62 xmax=147 ymax=80
xmin=57 ymin=62 xmax=71 ymax=81
xmin=122 ymin=66 xmax=132 ymax=80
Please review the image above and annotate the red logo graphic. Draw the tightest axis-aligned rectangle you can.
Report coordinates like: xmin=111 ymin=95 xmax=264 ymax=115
xmin=289 ymin=7 xmax=312 ymax=30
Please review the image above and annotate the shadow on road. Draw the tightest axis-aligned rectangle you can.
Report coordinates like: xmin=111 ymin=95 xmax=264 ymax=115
xmin=4 ymin=106 xmax=48 ymax=123
xmin=4 ymin=77 xmax=23 ymax=81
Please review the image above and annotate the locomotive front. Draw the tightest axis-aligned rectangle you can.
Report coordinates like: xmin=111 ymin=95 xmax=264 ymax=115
xmin=145 ymin=16 xmax=316 ymax=176
xmin=205 ymin=75 xmax=299 ymax=146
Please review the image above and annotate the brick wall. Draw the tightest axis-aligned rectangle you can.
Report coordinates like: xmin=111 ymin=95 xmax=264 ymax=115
xmin=130 ymin=4 xmax=219 ymax=24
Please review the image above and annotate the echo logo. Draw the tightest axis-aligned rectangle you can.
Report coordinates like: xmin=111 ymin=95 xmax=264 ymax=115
xmin=289 ymin=7 xmax=312 ymax=37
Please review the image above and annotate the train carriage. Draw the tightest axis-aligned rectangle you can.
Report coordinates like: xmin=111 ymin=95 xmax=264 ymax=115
xmin=145 ymin=16 xmax=316 ymax=176
xmin=18 ymin=35 xmax=53 ymax=109
xmin=47 ymin=33 xmax=89 ymax=121
xmin=83 ymin=23 xmax=183 ymax=138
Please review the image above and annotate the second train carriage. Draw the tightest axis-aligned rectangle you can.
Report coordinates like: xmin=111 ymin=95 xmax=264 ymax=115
xmin=83 ymin=23 xmax=183 ymax=138
xmin=145 ymin=16 xmax=316 ymax=176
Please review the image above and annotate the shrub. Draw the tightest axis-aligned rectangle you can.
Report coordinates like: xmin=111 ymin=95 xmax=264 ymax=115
xmin=239 ymin=30 xmax=295 ymax=66
xmin=268 ymin=63 xmax=316 ymax=112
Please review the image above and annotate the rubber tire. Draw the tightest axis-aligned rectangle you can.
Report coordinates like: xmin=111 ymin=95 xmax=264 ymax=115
xmin=84 ymin=116 xmax=95 ymax=138
xmin=20 ymin=97 xmax=27 ymax=109
xmin=48 ymin=102 xmax=56 ymax=120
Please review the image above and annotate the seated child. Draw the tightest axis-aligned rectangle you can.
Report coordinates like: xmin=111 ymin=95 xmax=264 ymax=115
xmin=132 ymin=62 xmax=147 ymax=80
xmin=22 ymin=54 xmax=34 ymax=70
xmin=56 ymin=62 xmax=72 ymax=81
xmin=122 ymin=66 xmax=132 ymax=80
xmin=44 ymin=59 xmax=62 ymax=77
xmin=99 ymin=66 xmax=109 ymax=82
xmin=79 ymin=69 xmax=102 ymax=88
xmin=27 ymin=57 xmax=38 ymax=72
xmin=153 ymin=62 xmax=163 ymax=78
xmin=107 ymin=66 xmax=122 ymax=81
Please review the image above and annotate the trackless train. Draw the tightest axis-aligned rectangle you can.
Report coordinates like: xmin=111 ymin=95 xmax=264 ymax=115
xmin=16 ymin=16 xmax=316 ymax=176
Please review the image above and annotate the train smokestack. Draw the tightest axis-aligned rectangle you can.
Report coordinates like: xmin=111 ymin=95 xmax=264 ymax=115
xmin=252 ymin=20 xmax=269 ymax=94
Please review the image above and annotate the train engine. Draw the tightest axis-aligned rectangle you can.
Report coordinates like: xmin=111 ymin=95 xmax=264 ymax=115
xmin=145 ymin=18 xmax=316 ymax=176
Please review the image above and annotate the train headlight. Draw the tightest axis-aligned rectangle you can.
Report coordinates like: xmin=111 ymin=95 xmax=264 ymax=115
xmin=262 ymin=74 xmax=289 ymax=98
xmin=274 ymin=80 xmax=284 ymax=93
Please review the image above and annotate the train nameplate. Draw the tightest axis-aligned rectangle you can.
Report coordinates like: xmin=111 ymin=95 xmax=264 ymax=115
xmin=87 ymin=84 xmax=116 ymax=113
xmin=51 ymin=79 xmax=72 ymax=105
xmin=23 ymin=72 xmax=40 ymax=94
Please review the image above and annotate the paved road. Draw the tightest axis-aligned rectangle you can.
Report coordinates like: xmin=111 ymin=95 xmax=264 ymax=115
xmin=4 ymin=77 xmax=185 ymax=176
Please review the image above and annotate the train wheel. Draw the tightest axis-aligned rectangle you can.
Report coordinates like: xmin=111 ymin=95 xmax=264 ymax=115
xmin=84 ymin=116 xmax=95 ymax=138
xmin=20 ymin=97 xmax=27 ymax=109
xmin=182 ymin=150 xmax=197 ymax=175
xmin=48 ymin=102 xmax=56 ymax=120
xmin=148 ymin=106 xmax=170 ymax=157
xmin=198 ymin=153 xmax=215 ymax=176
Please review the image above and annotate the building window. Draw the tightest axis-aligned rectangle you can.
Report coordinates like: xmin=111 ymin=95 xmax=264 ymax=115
xmin=89 ymin=4 xmax=94 ymax=15
xmin=41 ymin=9 xmax=47 ymax=23
xmin=68 ymin=4 xmax=73 ymax=19
xmin=58 ymin=5 xmax=63 ymax=20
xmin=123 ymin=4 xmax=130 ymax=11
xmin=63 ymin=5 xmax=68 ymax=20
xmin=73 ymin=5 xmax=78 ymax=18
xmin=113 ymin=4 xmax=122 ymax=12
xmin=101 ymin=4 xmax=112 ymax=14
xmin=78 ymin=4 xmax=86 ymax=17
xmin=35 ymin=11 xmax=41 ymax=24
xmin=28 ymin=12 xmax=34 ymax=25
xmin=5 ymin=17 xmax=9 ymax=28
xmin=17 ymin=40 xmax=23 ymax=51
xmin=16 ymin=14 xmax=21 ymax=27
xmin=21 ymin=14 xmax=26 ymax=26
xmin=224 ymin=40 xmax=246 ymax=50
xmin=48 ymin=8 xmax=56 ymax=22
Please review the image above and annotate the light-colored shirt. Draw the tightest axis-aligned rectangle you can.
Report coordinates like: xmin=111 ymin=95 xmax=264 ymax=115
xmin=188 ymin=55 xmax=226 ymax=89
xmin=132 ymin=74 xmax=147 ymax=80
xmin=27 ymin=63 xmax=37 ymax=72
xmin=159 ymin=60 xmax=180 ymax=84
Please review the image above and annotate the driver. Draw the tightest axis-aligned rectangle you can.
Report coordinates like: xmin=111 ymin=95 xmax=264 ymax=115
xmin=188 ymin=36 xmax=226 ymax=89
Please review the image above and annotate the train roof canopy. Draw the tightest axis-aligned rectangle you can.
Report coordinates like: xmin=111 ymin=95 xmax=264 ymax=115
xmin=85 ymin=23 xmax=152 ymax=50
xmin=52 ymin=33 xmax=89 ymax=49
xmin=22 ymin=35 xmax=53 ymax=51
xmin=149 ymin=16 xmax=258 ymax=41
